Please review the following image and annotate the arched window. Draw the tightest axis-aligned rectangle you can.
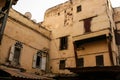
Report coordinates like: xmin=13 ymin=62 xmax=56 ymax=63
xmin=32 ymin=50 xmax=47 ymax=71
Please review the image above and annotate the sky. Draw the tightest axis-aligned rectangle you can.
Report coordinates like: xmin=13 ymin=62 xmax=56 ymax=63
xmin=12 ymin=0 xmax=120 ymax=23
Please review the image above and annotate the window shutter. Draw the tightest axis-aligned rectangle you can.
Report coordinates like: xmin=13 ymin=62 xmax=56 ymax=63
xmin=9 ymin=45 xmax=15 ymax=61
xmin=32 ymin=54 xmax=37 ymax=68
xmin=84 ymin=18 xmax=92 ymax=33
xmin=41 ymin=57 xmax=46 ymax=70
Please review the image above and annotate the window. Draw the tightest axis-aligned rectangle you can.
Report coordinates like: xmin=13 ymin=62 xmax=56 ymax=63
xmin=33 ymin=51 xmax=47 ymax=70
xmin=13 ymin=47 xmax=21 ymax=65
xmin=96 ymin=55 xmax=104 ymax=66
xmin=71 ymin=8 xmax=73 ymax=11
xmin=84 ymin=18 xmax=92 ymax=33
xmin=64 ymin=10 xmax=66 ymax=13
xmin=58 ymin=13 xmax=60 ymax=16
xmin=9 ymin=41 xmax=23 ymax=66
xmin=59 ymin=36 xmax=68 ymax=50
xmin=77 ymin=58 xmax=84 ymax=67
xmin=59 ymin=60 xmax=65 ymax=70
xmin=36 ymin=53 xmax=42 ymax=68
xmin=77 ymin=5 xmax=81 ymax=12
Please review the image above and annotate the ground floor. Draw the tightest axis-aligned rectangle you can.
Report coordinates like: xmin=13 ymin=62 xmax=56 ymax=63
xmin=53 ymin=66 xmax=120 ymax=80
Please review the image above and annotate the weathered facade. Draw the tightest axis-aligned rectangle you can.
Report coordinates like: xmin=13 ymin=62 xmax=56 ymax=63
xmin=0 ymin=9 xmax=52 ymax=79
xmin=42 ymin=0 xmax=119 ymax=75
xmin=1 ymin=0 xmax=120 ymax=80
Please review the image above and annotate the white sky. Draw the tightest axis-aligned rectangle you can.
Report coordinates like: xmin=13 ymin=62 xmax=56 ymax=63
xmin=12 ymin=0 xmax=120 ymax=23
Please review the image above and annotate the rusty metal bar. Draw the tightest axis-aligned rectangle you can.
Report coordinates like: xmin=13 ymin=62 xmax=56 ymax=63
xmin=0 ymin=0 xmax=13 ymax=44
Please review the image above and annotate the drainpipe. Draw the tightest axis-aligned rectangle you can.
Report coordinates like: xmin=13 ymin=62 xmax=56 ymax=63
xmin=73 ymin=42 xmax=78 ymax=68
xmin=107 ymin=34 xmax=114 ymax=66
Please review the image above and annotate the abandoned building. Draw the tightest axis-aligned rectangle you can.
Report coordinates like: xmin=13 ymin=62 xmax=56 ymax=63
xmin=0 ymin=0 xmax=120 ymax=80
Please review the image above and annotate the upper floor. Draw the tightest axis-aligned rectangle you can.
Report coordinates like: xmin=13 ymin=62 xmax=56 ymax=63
xmin=42 ymin=0 xmax=115 ymax=39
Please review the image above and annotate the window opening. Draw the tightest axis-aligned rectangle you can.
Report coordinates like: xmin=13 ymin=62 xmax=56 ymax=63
xmin=59 ymin=36 xmax=68 ymax=50
xmin=77 ymin=5 xmax=81 ymax=12
xmin=59 ymin=60 xmax=65 ymax=70
xmin=96 ymin=55 xmax=104 ymax=66
xmin=13 ymin=47 xmax=21 ymax=65
xmin=36 ymin=55 xmax=41 ymax=68
xmin=77 ymin=58 xmax=84 ymax=67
